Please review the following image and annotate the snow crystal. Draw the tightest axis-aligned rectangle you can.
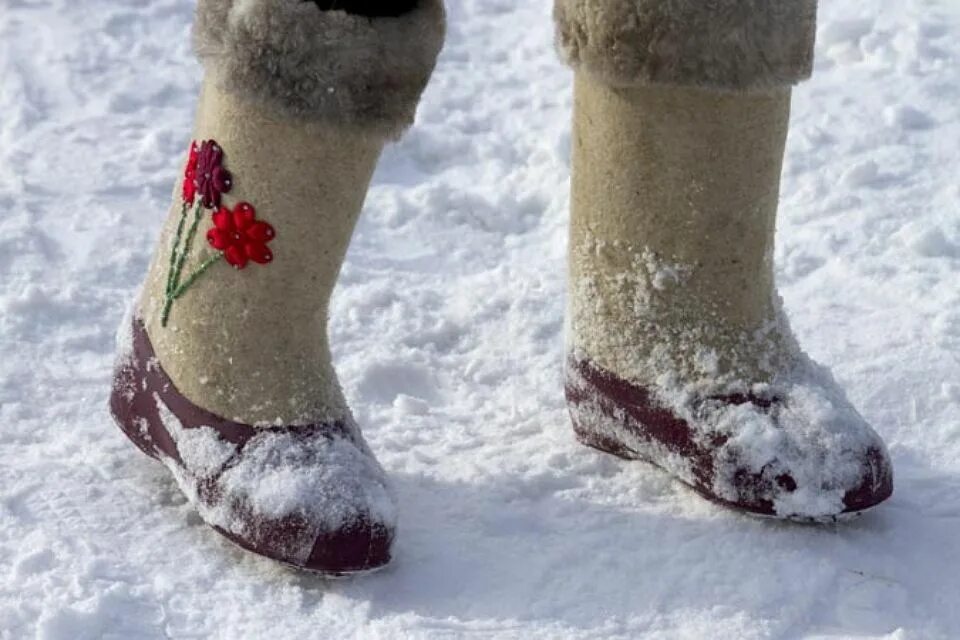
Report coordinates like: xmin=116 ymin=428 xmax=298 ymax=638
xmin=639 ymin=249 xmax=693 ymax=292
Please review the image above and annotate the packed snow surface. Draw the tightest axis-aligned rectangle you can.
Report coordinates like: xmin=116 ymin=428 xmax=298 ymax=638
xmin=1 ymin=0 xmax=959 ymax=638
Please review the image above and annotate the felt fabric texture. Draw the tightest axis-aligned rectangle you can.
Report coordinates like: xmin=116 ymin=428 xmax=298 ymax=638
xmin=554 ymin=0 xmax=817 ymax=91
xmin=140 ymin=79 xmax=384 ymax=426
xmin=194 ymin=0 xmax=446 ymax=137
xmin=567 ymin=73 xmax=794 ymax=386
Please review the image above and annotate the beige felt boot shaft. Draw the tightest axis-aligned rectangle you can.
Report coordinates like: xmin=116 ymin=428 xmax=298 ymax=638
xmin=569 ymin=74 xmax=793 ymax=386
xmin=140 ymin=77 xmax=383 ymax=426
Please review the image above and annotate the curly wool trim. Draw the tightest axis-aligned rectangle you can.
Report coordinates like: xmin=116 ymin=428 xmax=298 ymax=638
xmin=194 ymin=0 xmax=446 ymax=138
xmin=554 ymin=0 xmax=817 ymax=91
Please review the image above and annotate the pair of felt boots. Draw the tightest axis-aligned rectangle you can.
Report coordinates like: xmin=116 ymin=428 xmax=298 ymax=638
xmin=110 ymin=0 xmax=893 ymax=576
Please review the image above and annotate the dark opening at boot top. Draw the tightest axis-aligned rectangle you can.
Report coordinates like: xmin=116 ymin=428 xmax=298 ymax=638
xmin=306 ymin=0 xmax=420 ymax=18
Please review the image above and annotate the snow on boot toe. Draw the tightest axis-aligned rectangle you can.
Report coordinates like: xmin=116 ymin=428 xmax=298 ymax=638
xmin=566 ymin=355 xmax=893 ymax=520
xmin=111 ymin=316 xmax=397 ymax=573
xmin=200 ymin=429 xmax=397 ymax=572
xmin=704 ymin=369 xmax=893 ymax=517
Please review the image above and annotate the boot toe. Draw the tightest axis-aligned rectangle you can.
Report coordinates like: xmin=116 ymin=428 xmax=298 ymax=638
xmin=841 ymin=445 xmax=894 ymax=514
xmin=204 ymin=428 xmax=398 ymax=574
xmin=566 ymin=355 xmax=895 ymax=521
xmin=712 ymin=380 xmax=895 ymax=520
xmin=306 ymin=518 xmax=394 ymax=575
xmin=719 ymin=439 xmax=894 ymax=520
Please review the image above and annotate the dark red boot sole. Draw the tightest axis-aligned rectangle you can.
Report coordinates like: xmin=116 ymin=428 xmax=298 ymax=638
xmin=110 ymin=316 xmax=394 ymax=575
xmin=566 ymin=356 xmax=893 ymax=521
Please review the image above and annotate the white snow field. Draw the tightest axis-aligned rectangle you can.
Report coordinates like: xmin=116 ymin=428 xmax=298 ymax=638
xmin=1 ymin=0 xmax=959 ymax=637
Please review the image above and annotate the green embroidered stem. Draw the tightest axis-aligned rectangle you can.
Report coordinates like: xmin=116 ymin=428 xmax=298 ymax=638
xmin=172 ymin=254 xmax=223 ymax=300
xmin=160 ymin=295 xmax=175 ymax=328
xmin=171 ymin=202 xmax=204 ymax=291
xmin=160 ymin=253 xmax=223 ymax=327
xmin=161 ymin=202 xmax=207 ymax=327
xmin=166 ymin=202 xmax=190 ymax=296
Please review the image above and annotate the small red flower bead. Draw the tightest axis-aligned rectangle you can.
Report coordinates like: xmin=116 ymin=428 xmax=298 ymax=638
xmin=182 ymin=141 xmax=200 ymax=205
xmin=194 ymin=140 xmax=233 ymax=209
xmin=206 ymin=202 xmax=275 ymax=269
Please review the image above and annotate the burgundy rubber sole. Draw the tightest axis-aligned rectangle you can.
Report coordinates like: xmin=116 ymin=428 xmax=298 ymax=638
xmin=566 ymin=357 xmax=893 ymax=521
xmin=109 ymin=317 xmax=394 ymax=575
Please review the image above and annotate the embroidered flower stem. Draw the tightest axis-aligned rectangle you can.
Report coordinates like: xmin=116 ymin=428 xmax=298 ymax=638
xmin=161 ymin=251 xmax=222 ymax=327
xmin=166 ymin=202 xmax=190 ymax=296
xmin=160 ymin=292 xmax=175 ymax=328
xmin=173 ymin=203 xmax=204 ymax=284
xmin=162 ymin=202 xmax=204 ymax=327
xmin=171 ymin=254 xmax=223 ymax=300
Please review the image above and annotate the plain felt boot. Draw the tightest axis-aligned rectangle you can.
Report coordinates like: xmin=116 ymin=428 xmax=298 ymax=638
xmin=555 ymin=0 xmax=893 ymax=520
xmin=110 ymin=0 xmax=445 ymax=574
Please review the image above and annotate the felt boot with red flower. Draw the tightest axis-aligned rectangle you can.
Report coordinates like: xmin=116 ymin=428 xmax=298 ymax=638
xmin=555 ymin=0 xmax=893 ymax=520
xmin=110 ymin=0 xmax=445 ymax=574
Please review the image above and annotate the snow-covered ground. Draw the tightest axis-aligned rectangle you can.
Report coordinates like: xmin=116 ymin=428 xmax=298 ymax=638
xmin=1 ymin=0 xmax=959 ymax=638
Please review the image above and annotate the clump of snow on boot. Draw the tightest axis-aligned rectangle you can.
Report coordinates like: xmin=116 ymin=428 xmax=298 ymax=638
xmin=154 ymin=392 xmax=397 ymax=564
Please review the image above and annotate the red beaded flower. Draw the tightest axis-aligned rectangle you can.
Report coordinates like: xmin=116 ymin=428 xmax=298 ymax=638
xmin=182 ymin=141 xmax=200 ymax=204
xmin=194 ymin=140 xmax=233 ymax=208
xmin=206 ymin=202 xmax=275 ymax=269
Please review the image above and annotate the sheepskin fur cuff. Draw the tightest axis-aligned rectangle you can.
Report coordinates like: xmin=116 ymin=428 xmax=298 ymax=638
xmin=555 ymin=0 xmax=818 ymax=91
xmin=194 ymin=0 xmax=446 ymax=137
